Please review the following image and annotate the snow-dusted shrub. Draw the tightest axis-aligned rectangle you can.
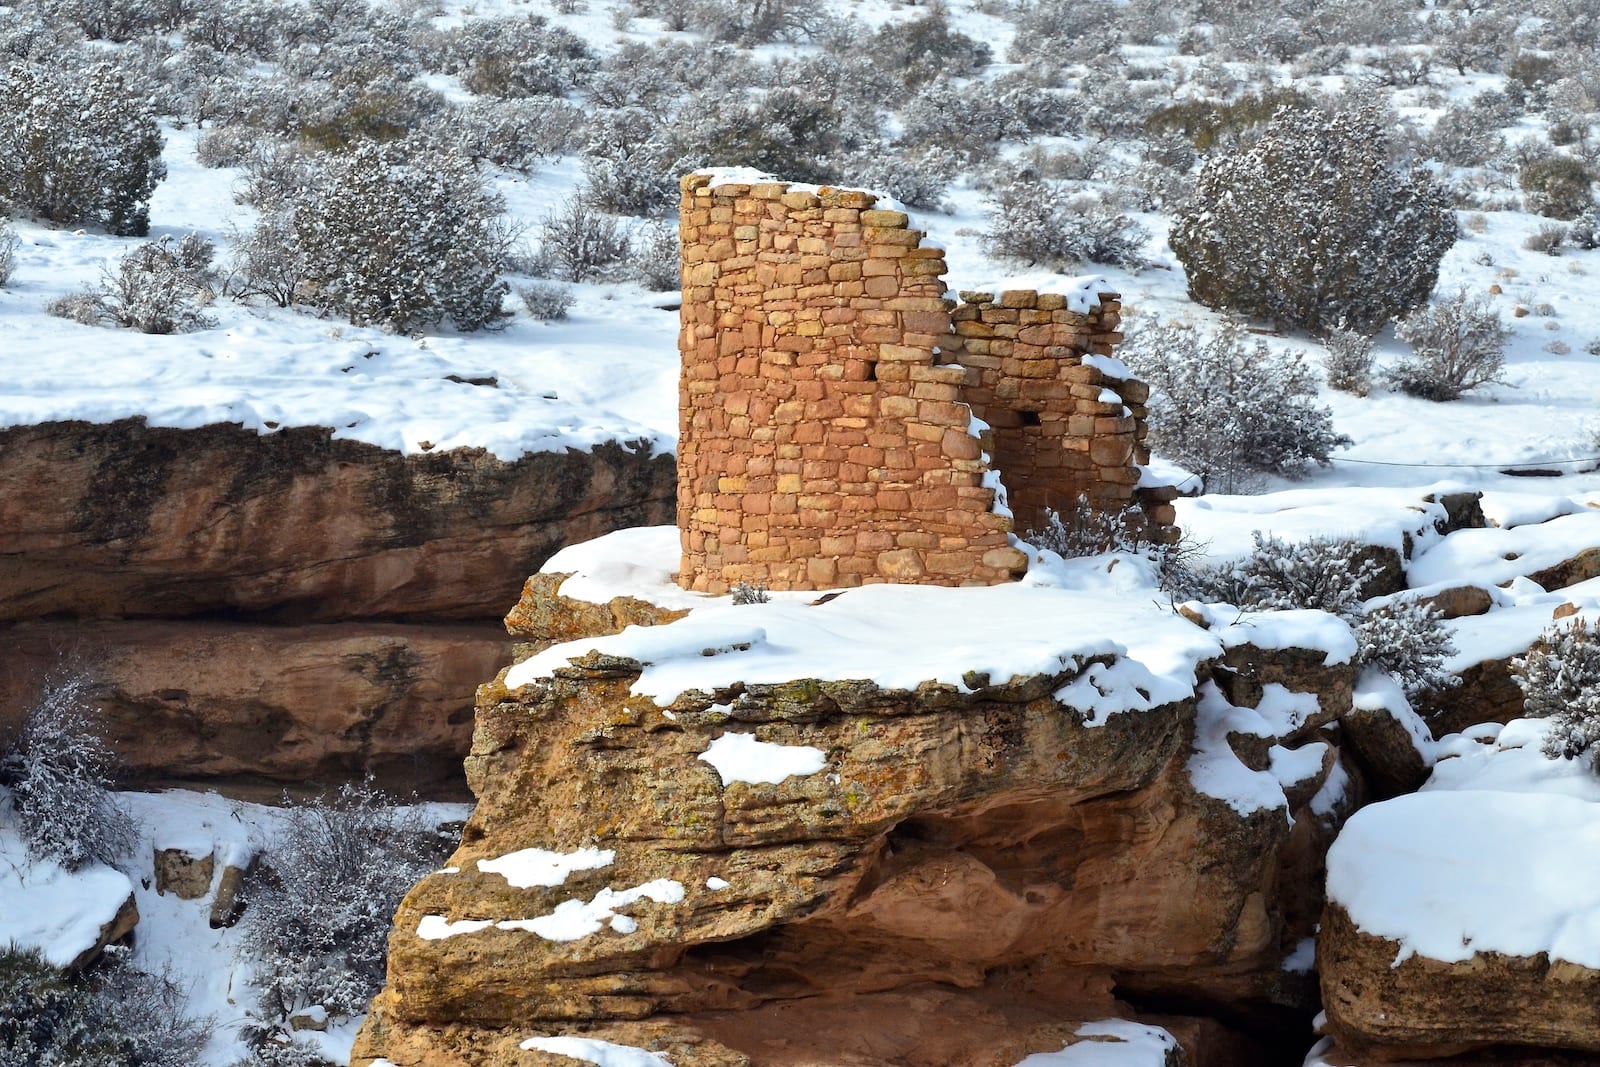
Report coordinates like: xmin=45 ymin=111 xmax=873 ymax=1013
xmin=0 ymin=60 xmax=165 ymax=235
xmin=688 ymin=0 xmax=825 ymax=44
xmin=90 ymin=951 xmax=213 ymax=1067
xmin=1025 ymin=496 xmax=1159 ymax=558
xmin=1170 ymin=102 xmax=1454 ymax=334
xmin=0 ymin=222 xmax=16 ymax=288
xmin=1385 ymin=288 xmax=1508 ymax=401
xmin=518 ymin=281 xmax=574 ymax=321
xmin=1511 ymin=618 xmax=1600 ymax=764
xmin=0 ymin=948 xmax=208 ymax=1066
xmin=983 ymin=180 xmax=1148 ymax=270
xmin=899 ymin=77 xmax=1027 ymax=162
xmin=1520 ymin=155 xmax=1595 ymax=220
xmin=1355 ymin=600 xmax=1458 ymax=699
xmin=580 ymin=108 xmax=682 ymax=217
xmin=538 ymin=196 xmax=631 ymax=282
xmin=449 ymin=97 xmax=585 ymax=170
xmin=245 ymin=141 xmax=509 ymax=332
xmin=238 ymin=780 xmax=448 ymax=1034
xmin=633 ymin=222 xmax=680 ymax=292
xmin=0 ymin=672 xmax=135 ymax=871
xmin=439 ymin=15 xmax=599 ymax=98
xmin=194 ymin=125 xmax=267 ymax=169
xmin=1122 ymin=317 xmax=1349 ymax=493
xmin=870 ymin=4 xmax=990 ymax=88
xmin=45 ymin=291 xmax=105 ymax=326
xmin=1186 ymin=532 xmax=1380 ymax=615
xmin=1434 ymin=11 xmax=1514 ymax=75
xmin=99 ymin=234 xmax=218 ymax=334
xmin=1526 ymin=222 xmax=1569 ymax=255
xmin=850 ymin=145 xmax=955 ymax=211
xmin=1007 ymin=0 xmax=1123 ymax=67
xmin=1430 ymin=99 xmax=1508 ymax=167
xmin=677 ymin=83 xmax=856 ymax=186
xmin=1144 ymin=88 xmax=1310 ymax=153
xmin=0 ymin=948 xmax=96 ymax=1062
xmin=1184 ymin=533 xmax=1456 ymax=696
xmin=1322 ymin=324 xmax=1375 ymax=396
xmin=731 ymin=581 xmax=771 ymax=605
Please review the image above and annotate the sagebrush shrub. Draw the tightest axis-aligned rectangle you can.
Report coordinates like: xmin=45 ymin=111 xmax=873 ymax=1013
xmin=1512 ymin=617 xmax=1600 ymax=764
xmin=1185 ymin=532 xmax=1380 ymax=614
xmin=538 ymin=196 xmax=631 ymax=282
xmin=1122 ymin=317 xmax=1349 ymax=493
xmin=519 ymin=282 xmax=574 ymax=320
xmin=0 ymin=60 xmax=166 ymax=235
xmin=1322 ymin=324 xmax=1376 ymax=396
xmin=1170 ymin=102 xmax=1455 ymax=334
xmin=0 ymin=672 xmax=136 ymax=871
xmin=1525 ymin=222 xmax=1569 ymax=255
xmin=730 ymin=581 xmax=771 ymax=605
xmin=1385 ymin=288 xmax=1508 ymax=401
xmin=1184 ymin=532 xmax=1457 ymax=698
xmin=1025 ymin=496 xmax=1157 ymax=559
xmin=983 ymin=180 xmax=1147 ymax=270
xmin=633 ymin=222 xmax=681 ymax=292
xmin=0 ymin=222 xmax=16 ymax=288
xmin=1356 ymin=599 xmax=1458 ymax=698
xmin=100 ymin=234 xmax=218 ymax=334
xmin=238 ymin=781 xmax=448 ymax=1034
xmin=1520 ymin=155 xmax=1595 ymax=220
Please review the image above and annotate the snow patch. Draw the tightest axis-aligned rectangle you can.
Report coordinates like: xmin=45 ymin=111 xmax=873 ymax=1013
xmin=520 ymin=1036 xmax=674 ymax=1067
xmin=699 ymin=733 xmax=826 ymax=785
xmin=1011 ymin=1019 xmax=1180 ymax=1066
xmin=477 ymin=846 xmax=615 ymax=888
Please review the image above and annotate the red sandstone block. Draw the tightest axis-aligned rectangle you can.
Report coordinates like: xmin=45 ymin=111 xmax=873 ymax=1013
xmin=941 ymin=428 xmax=981 ymax=460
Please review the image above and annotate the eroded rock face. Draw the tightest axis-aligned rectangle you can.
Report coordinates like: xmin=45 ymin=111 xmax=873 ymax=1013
xmin=0 ymin=419 xmax=675 ymax=623
xmin=0 ymin=419 xmax=674 ymax=790
xmin=1320 ymin=904 xmax=1600 ymax=1060
xmin=0 ymin=619 xmax=507 ymax=791
xmin=355 ymin=601 xmax=1365 ymax=1066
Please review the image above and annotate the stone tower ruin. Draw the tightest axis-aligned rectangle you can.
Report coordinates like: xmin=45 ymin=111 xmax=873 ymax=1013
xmin=675 ymin=171 xmax=1172 ymax=594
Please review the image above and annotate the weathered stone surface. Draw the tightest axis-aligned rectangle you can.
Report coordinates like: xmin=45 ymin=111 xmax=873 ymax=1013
xmin=355 ymin=600 xmax=1362 ymax=1065
xmin=0 ymin=419 xmax=675 ymax=623
xmin=0 ymin=619 xmax=509 ymax=792
xmin=67 ymin=892 xmax=139 ymax=972
xmin=211 ymin=860 xmax=250 ymax=928
xmin=1321 ymin=903 xmax=1600 ymax=1060
xmin=154 ymin=846 xmax=214 ymax=899
xmin=1341 ymin=706 xmax=1431 ymax=798
xmin=504 ymin=571 xmax=688 ymax=649
xmin=1413 ymin=657 xmax=1525 ymax=739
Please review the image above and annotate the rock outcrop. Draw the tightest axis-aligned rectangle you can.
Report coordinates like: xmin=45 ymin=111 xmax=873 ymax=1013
xmin=0 ymin=419 xmax=676 ymax=790
xmin=353 ymin=570 xmax=1380 ymax=1067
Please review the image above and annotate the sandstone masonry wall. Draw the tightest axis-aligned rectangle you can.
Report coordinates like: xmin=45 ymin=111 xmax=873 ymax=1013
xmin=947 ymin=291 xmax=1158 ymax=535
xmin=677 ymin=173 xmax=1164 ymax=594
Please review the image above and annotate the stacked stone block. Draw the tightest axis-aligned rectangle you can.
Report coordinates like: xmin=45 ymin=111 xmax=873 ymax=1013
xmin=944 ymin=290 xmax=1173 ymax=536
xmin=676 ymin=172 xmax=1169 ymax=594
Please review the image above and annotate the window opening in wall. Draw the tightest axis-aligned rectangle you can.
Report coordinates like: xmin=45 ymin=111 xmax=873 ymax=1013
xmin=865 ymin=360 xmax=878 ymax=382
xmin=1017 ymin=409 xmax=1041 ymax=427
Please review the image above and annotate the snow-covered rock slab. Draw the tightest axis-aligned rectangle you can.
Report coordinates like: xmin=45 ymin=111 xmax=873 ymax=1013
xmin=1320 ymin=727 xmax=1600 ymax=1057
xmin=0 ymin=827 xmax=136 ymax=969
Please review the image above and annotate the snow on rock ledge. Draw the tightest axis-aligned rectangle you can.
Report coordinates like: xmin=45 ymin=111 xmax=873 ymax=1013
xmin=1320 ymin=718 xmax=1600 ymax=1058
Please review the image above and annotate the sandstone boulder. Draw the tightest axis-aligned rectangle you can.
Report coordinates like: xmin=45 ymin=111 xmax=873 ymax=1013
xmin=154 ymin=845 xmax=214 ymax=899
